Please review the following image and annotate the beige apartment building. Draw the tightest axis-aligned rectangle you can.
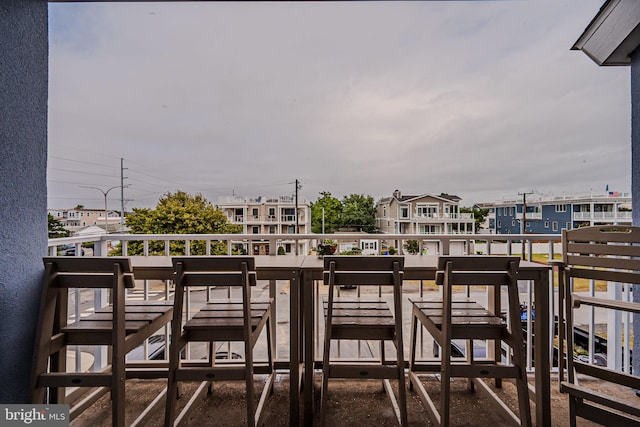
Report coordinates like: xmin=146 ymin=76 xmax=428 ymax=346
xmin=217 ymin=195 xmax=311 ymax=255
xmin=376 ymin=190 xmax=474 ymax=234
xmin=48 ymin=208 xmax=122 ymax=234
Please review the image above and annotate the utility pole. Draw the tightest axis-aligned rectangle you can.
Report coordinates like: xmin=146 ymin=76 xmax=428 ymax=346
xmin=81 ymin=185 xmax=120 ymax=232
xmin=294 ymin=179 xmax=301 ymax=233
xmin=294 ymin=179 xmax=301 ymax=255
xmin=518 ymin=191 xmax=534 ymax=260
xmin=120 ymin=158 xmax=128 ymax=231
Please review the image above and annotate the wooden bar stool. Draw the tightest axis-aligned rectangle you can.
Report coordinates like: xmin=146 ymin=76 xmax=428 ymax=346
xmin=558 ymin=226 xmax=640 ymax=426
xmin=408 ymin=256 xmax=531 ymax=427
xmin=164 ymin=257 xmax=274 ymax=427
xmin=321 ymin=256 xmax=408 ymax=426
xmin=31 ymin=257 xmax=173 ymax=427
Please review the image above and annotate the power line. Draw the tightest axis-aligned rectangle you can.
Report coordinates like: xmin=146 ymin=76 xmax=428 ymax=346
xmin=48 ymin=179 xmax=116 ymax=186
xmin=48 ymin=167 xmax=118 ymax=178
xmin=49 ymin=156 xmax=118 ymax=169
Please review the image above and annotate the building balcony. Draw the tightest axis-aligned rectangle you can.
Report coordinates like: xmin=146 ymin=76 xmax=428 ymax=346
xmin=403 ymin=212 xmax=474 ymax=221
xmin=572 ymin=211 xmax=633 ymax=221
xmin=43 ymin=232 xmax=636 ymax=426
xmin=515 ymin=212 xmax=543 ymax=220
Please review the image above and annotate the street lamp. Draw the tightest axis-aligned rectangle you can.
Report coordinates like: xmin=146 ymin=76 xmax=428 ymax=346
xmin=81 ymin=185 xmax=120 ymax=232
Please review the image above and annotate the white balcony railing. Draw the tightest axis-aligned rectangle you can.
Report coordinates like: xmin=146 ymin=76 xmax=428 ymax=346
xmin=47 ymin=232 xmax=566 ymax=378
xmin=572 ymin=211 xmax=633 ymax=221
xmin=515 ymin=212 xmax=543 ymax=220
xmin=412 ymin=213 xmax=474 ymax=221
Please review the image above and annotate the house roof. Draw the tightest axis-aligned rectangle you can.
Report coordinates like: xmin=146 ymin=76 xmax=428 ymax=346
xmin=379 ymin=193 xmax=462 ymax=204
xmin=572 ymin=0 xmax=640 ymax=66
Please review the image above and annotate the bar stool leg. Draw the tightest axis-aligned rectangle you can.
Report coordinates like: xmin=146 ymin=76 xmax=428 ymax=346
xmin=320 ymin=294 xmax=333 ymax=427
xmin=245 ymin=339 xmax=255 ymax=427
xmin=408 ymin=310 xmax=418 ymax=392
xmin=440 ymin=337 xmax=451 ymax=427
xmin=396 ymin=337 xmax=408 ymax=426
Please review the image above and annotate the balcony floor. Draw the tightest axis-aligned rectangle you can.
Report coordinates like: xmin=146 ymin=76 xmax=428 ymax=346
xmin=67 ymin=372 xmax=627 ymax=426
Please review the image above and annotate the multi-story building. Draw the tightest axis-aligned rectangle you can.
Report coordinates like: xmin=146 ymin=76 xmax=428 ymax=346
xmin=375 ymin=190 xmax=474 ymax=234
xmin=492 ymin=191 xmax=632 ymax=234
xmin=473 ymin=202 xmax=495 ymax=234
xmin=217 ymin=195 xmax=311 ymax=255
xmin=48 ymin=208 xmax=122 ymax=234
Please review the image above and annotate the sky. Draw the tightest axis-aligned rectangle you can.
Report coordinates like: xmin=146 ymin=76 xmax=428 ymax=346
xmin=47 ymin=0 xmax=631 ymax=211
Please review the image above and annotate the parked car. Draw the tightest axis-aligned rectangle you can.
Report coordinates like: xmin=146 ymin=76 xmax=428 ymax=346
xmin=57 ymin=244 xmax=84 ymax=256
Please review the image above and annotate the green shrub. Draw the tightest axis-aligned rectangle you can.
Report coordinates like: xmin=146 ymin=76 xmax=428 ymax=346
xmin=403 ymin=240 xmax=419 ymax=255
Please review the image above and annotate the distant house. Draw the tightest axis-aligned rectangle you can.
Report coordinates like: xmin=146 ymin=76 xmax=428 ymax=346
xmin=491 ymin=191 xmax=632 ymax=234
xmin=473 ymin=202 xmax=495 ymax=234
xmin=47 ymin=208 xmax=122 ymax=234
xmin=217 ymin=195 xmax=311 ymax=255
xmin=375 ymin=190 xmax=474 ymax=235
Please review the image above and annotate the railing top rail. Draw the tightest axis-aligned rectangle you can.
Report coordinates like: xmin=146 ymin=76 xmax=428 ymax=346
xmin=48 ymin=232 xmax=562 ymax=247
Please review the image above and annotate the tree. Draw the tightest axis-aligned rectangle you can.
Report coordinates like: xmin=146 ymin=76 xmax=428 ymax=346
xmin=403 ymin=239 xmax=420 ymax=255
xmin=461 ymin=207 xmax=490 ymax=233
xmin=48 ymin=214 xmax=71 ymax=238
xmin=310 ymin=192 xmax=342 ymax=234
xmin=340 ymin=194 xmax=377 ymax=232
xmin=121 ymin=191 xmax=241 ymax=255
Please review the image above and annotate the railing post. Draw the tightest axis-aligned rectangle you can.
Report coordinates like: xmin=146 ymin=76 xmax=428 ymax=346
xmin=269 ymin=238 xmax=277 ymax=256
xmin=94 ymin=238 xmax=108 ymax=256
xmin=441 ymin=238 xmax=450 ymax=255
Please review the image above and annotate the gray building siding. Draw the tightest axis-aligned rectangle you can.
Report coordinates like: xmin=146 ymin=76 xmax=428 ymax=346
xmin=0 ymin=0 xmax=49 ymax=403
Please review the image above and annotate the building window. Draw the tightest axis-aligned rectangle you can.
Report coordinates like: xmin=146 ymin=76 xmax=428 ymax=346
xmin=417 ymin=204 xmax=438 ymax=218
xmin=497 ymin=220 xmax=501 ymax=227
xmin=269 ymin=226 xmax=276 ymax=234
xmin=400 ymin=207 xmax=409 ymax=218
xmin=252 ymin=226 xmax=259 ymax=234
xmin=252 ymin=208 xmax=259 ymax=218
xmin=287 ymin=225 xmax=295 ymax=234
xmin=555 ymin=204 xmax=567 ymax=212
xmin=544 ymin=221 xmax=549 ymax=228
xmin=383 ymin=207 xmax=386 ymax=217
xmin=282 ymin=208 xmax=295 ymax=221
xmin=552 ymin=221 xmax=558 ymax=232
xmin=566 ymin=222 xmax=572 ymax=230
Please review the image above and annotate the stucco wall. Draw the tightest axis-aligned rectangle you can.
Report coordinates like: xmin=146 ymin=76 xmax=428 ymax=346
xmin=0 ymin=0 xmax=48 ymax=403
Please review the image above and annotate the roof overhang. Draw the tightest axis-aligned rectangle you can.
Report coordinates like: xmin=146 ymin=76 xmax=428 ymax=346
xmin=572 ymin=0 xmax=640 ymax=66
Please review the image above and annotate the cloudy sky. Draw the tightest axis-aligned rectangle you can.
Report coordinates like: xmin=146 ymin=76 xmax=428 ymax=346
xmin=47 ymin=0 xmax=631 ymax=211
